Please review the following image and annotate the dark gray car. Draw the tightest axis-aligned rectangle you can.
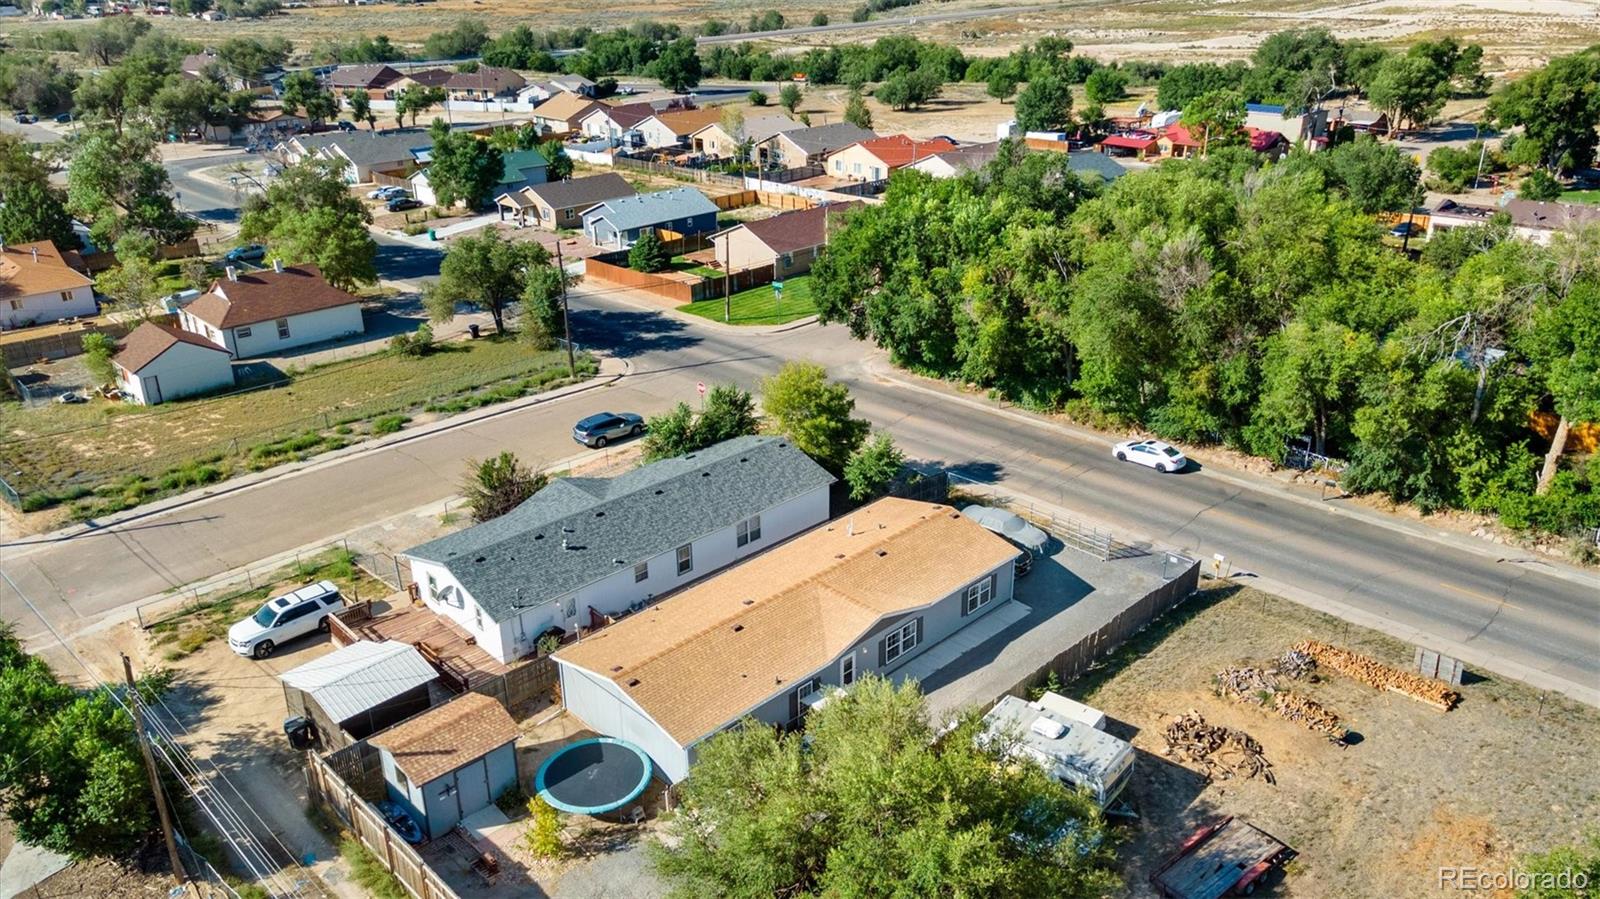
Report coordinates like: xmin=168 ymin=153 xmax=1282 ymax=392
xmin=573 ymin=412 xmax=644 ymax=448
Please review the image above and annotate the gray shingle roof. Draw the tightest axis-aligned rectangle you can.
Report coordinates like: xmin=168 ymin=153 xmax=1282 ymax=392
xmin=405 ymin=435 xmax=835 ymax=622
xmin=1064 ymin=151 xmax=1128 ymax=182
xmin=523 ymin=173 xmax=637 ymax=211
xmin=775 ymin=122 xmax=878 ymax=155
xmin=583 ymin=187 xmax=719 ymax=233
xmin=328 ymin=129 xmax=435 ymax=167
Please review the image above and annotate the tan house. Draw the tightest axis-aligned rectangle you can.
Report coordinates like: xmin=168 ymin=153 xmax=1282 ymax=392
xmin=824 ymin=135 xmax=959 ymax=183
xmin=689 ymin=114 xmax=802 ymax=160
xmin=635 ymin=107 xmax=725 ymax=150
xmin=531 ymin=93 xmax=606 ymax=136
xmin=443 ymin=66 xmax=526 ymax=101
xmin=324 ymin=64 xmax=406 ymax=99
xmin=757 ymin=122 xmax=877 ymax=170
xmin=0 ymin=240 xmax=95 ymax=330
xmin=710 ymin=202 xmax=859 ymax=277
xmin=495 ymin=172 xmax=637 ymax=230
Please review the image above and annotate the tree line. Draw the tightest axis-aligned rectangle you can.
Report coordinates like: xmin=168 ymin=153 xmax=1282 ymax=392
xmin=809 ymin=140 xmax=1599 ymax=549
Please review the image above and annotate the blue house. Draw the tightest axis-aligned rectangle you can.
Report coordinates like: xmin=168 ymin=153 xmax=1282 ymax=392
xmin=370 ymin=693 xmax=519 ymax=839
xmin=582 ymin=187 xmax=719 ymax=250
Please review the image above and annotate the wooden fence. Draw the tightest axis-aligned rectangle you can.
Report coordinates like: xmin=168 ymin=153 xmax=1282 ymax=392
xmin=474 ymin=655 xmax=558 ymax=713
xmin=585 ymin=255 xmax=778 ymax=304
xmin=306 ymin=749 xmax=463 ymax=899
xmin=1 ymin=318 xmax=143 ymax=367
xmin=79 ymin=238 xmax=202 ymax=273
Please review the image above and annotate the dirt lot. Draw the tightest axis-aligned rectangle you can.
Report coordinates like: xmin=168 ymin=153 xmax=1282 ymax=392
xmin=1070 ymin=582 xmax=1600 ymax=898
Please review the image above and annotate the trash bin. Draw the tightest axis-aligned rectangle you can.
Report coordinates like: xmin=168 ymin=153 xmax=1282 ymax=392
xmin=428 ymin=228 xmax=438 ymax=241
xmin=469 ymin=324 xmax=481 ymax=339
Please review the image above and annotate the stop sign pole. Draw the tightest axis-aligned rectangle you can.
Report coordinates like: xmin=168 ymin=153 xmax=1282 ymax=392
xmin=697 ymin=380 xmax=706 ymax=409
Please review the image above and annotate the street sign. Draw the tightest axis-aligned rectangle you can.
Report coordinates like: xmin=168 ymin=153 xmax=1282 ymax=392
xmin=696 ymin=381 xmax=706 ymax=396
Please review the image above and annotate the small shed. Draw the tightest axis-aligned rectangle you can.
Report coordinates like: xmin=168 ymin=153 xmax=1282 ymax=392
xmin=112 ymin=321 xmax=236 ymax=405
xmin=370 ymin=693 xmax=520 ymax=840
xmin=280 ymin=640 xmax=438 ymax=749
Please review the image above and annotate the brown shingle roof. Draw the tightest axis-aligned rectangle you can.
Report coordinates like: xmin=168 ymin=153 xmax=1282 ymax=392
xmin=326 ymin=64 xmax=404 ymax=90
xmin=403 ymin=68 xmax=454 ymax=89
xmin=736 ymin=201 xmax=861 ymax=255
xmin=646 ymin=106 xmax=724 ymax=138
xmin=521 ymin=172 xmax=636 ymax=211
xmin=369 ymin=693 xmax=518 ymax=785
xmin=555 ymin=498 xmax=1020 ymax=747
xmin=531 ymin=93 xmax=605 ymax=127
xmin=185 ymin=265 xmax=360 ymax=329
xmin=445 ymin=66 xmax=526 ymax=94
xmin=114 ymin=321 xmax=231 ymax=373
xmin=0 ymin=240 xmax=93 ymax=299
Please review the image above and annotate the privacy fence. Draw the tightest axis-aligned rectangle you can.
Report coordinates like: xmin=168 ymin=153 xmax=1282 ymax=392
xmin=306 ymin=749 xmax=463 ymax=899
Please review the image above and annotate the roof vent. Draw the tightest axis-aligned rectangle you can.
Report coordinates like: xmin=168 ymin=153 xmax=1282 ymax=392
xmin=741 ymin=598 xmax=754 ymax=606
xmin=534 ymin=534 xmax=544 ymax=541
xmin=562 ymin=526 xmax=575 ymax=533
xmin=834 ymin=553 xmax=845 ymax=559
xmin=474 ymin=556 xmax=486 ymax=563
xmin=627 ymin=678 xmax=640 ymax=687
xmin=732 ymin=624 xmax=744 ymax=632
xmin=611 ymin=665 xmax=623 ymax=672
xmin=701 ymin=472 xmax=710 ymax=477
xmin=654 ymin=489 xmax=664 ymax=495
xmin=739 ymin=457 xmax=748 ymax=462
xmin=595 ymin=511 xmax=605 ymax=517
xmin=876 ymin=550 xmax=888 ymax=558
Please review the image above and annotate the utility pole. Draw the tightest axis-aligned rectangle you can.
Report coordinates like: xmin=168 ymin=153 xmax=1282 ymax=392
xmin=554 ymin=241 xmax=575 ymax=377
xmin=121 ymin=654 xmax=186 ymax=887
xmin=722 ymin=235 xmax=731 ymax=323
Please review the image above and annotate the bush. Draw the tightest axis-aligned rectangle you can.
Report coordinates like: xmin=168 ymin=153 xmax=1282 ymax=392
xmin=340 ymin=836 xmax=410 ymax=899
xmin=389 ymin=323 xmax=434 ymax=357
xmin=747 ymin=89 xmax=769 ymax=106
xmin=1519 ymin=169 xmax=1563 ymax=201
xmin=523 ymin=798 xmax=565 ymax=859
xmin=371 ymin=415 xmax=409 ymax=435
xmin=628 ymin=230 xmax=669 ymax=273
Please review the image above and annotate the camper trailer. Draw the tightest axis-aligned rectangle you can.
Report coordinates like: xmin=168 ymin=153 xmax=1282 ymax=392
xmin=981 ymin=693 xmax=1135 ymax=807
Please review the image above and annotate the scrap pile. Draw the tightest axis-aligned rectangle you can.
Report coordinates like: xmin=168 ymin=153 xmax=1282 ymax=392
xmin=1293 ymin=640 xmax=1460 ymax=711
xmin=1163 ymin=710 xmax=1275 ymax=784
xmin=1214 ymin=664 xmax=1349 ymax=744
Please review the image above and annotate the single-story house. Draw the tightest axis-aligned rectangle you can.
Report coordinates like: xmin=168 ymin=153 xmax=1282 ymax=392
xmin=0 ymin=240 xmax=95 ymax=329
xmin=757 ymin=122 xmax=878 ymax=170
xmin=179 ymin=262 xmax=365 ymax=358
xmin=549 ymin=74 xmax=596 ymax=97
xmin=1244 ymin=102 xmax=1327 ymax=145
xmin=200 ymin=108 xmax=312 ymax=143
xmin=531 ymin=92 xmax=607 ymax=136
xmin=554 ymin=497 xmax=1023 ymax=782
xmin=1098 ymin=132 xmax=1159 ymax=160
xmin=825 ymin=135 xmax=960 ymax=182
xmin=403 ymin=435 xmax=835 ymax=665
xmin=371 ymin=693 xmax=519 ymax=841
xmin=582 ymin=186 xmax=720 ymax=249
xmin=323 ymin=130 xmax=436 ymax=184
xmin=1158 ymin=123 xmax=1204 ymax=158
xmin=443 ymin=66 xmax=526 ymax=101
xmin=1428 ymin=197 xmax=1600 ymax=247
xmin=1336 ymin=108 xmax=1390 ymax=134
xmin=280 ymin=640 xmax=439 ymax=749
xmin=112 ymin=321 xmax=236 ymax=405
xmin=413 ymin=147 xmax=548 ymax=208
xmin=325 ymin=64 xmax=407 ymax=99
xmin=905 ymin=141 xmax=1000 ymax=178
xmin=392 ymin=68 xmax=454 ymax=92
xmin=577 ymin=101 xmax=661 ymax=142
xmin=636 ymin=107 xmax=724 ymax=150
xmin=689 ymin=114 xmax=802 ymax=161
xmin=1248 ymin=128 xmax=1290 ymax=158
xmin=495 ymin=172 xmax=636 ymax=230
xmin=709 ymin=201 xmax=859 ymax=278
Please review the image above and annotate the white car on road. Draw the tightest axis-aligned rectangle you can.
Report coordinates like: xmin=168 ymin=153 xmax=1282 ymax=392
xmin=1112 ymin=438 xmax=1187 ymax=473
xmin=227 ymin=580 xmax=343 ymax=659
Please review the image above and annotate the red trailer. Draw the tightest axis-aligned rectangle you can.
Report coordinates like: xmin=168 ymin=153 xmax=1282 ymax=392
xmin=1151 ymin=817 xmax=1293 ymax=899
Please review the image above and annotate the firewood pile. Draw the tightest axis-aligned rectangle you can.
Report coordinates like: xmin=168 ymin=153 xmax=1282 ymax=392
xmin=1215 ymin=665 xmax=1349 ymax=743
xmin=1276 ymin=648 xmax=1316 ymax=679
xmin=1163 ymin=710 xmax=1275 ymax=784
xmin=1292 ymin=640 xmax=1460 ymax=711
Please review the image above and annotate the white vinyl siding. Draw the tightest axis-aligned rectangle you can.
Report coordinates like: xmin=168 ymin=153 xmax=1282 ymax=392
xmin=676 ymin=543 xmax=694 ymax=575
xmin=736 ymin=515 xmax=761 ymax=548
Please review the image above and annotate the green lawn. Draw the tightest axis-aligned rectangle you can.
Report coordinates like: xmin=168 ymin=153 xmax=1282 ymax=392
xmin=670 ymin=254 xmax=723 ymax=278
xmin=677 ymin=274 xmax=817 ymax=326
xmin=1559 ymin=189 xmax=1600 ymax=205
xmin=0 ymin=337 xmax=595 ymax=517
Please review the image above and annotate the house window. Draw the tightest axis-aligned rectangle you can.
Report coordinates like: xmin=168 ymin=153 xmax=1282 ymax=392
xmin=276 ymin=318 xmax=291 ymax=340
xmin=7 ymin=300 xmax=20 ymax=311
xmin=426 ymin=574 xmax=438 ymax=599
xmin=883 ymin=619 xmax=920 ymax=664
xmin=852 ymin=162 xmax=862 ymax=175
xmin=394 ymin=766 xmax=410 ymax=795
xmin=60 ymin=291 xmax=74 ymax=302
xmin=795 ymin=677 xmax=822 ymax=702
xmin=236 ymin=326 xmax=252 ymax=339
xmin=964 ymin=576 xmax=994 ymax=615
xmin=840 ymin=654 xmax=855 ymax=686
xmin=473 ymin=604 xmax=484 ymax=631
xmin=735 ymin=514 xmax=761 ymax=548
xmin=781 ymin=253 xmax=793 ymax=268
xmin=634 ymin=561 xmax=648 ymax=583
xmin=675 ymin=543 xmax=693 ymax=575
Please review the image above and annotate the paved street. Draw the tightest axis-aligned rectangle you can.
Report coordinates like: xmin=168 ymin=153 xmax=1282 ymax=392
xmin=4 ymin=278 xmax=1597 ymax=704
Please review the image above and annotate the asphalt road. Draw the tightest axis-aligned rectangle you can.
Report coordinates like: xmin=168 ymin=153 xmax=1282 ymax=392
xmin=4 ymin=280 xmax=1597 ymax=703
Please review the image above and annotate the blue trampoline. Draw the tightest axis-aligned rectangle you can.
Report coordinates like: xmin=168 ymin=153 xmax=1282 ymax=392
xmin=536 ymin=738 xmax=652 ymax=815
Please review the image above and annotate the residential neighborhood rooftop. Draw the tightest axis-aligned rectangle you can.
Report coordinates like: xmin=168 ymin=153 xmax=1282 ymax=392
xmin=113 ymin=321 xmax=232 ymax=373
xmin=325 ymin=63 xmax=404 ymax=90
xmin=0 ymin=240 xmax=92 ymax=297
xmin=732 ymin=201 xmax=862 ymax=255
xmin=774 ymin=122 xmax=878 ymax=155
xmin=369 ymin=693 xmax=518 ymax=785
xmin=278 ymin=640 xmax=437 ymax=724
xmin=186 ymin=264 xmax=362 ymax=329
xmin=404 ymin=435 xmax=836 ymax=622
xmin=585 ymin=187 xmax=720 ymax=233
xmin=520 ymin=172 xmax=636 ymax=209
xmin=555 ymin=497 xmax=1021 ymax=746
xmin=849 ymin=134 xmax=962 ymax=168
xmin=693 ymin=113 xmax=802 ymax=143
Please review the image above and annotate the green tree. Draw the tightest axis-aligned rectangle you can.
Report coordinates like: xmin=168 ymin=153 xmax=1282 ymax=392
xmin=395 ymin=85 xmax=445 ymax=127
xmin=0 ymin=623 xmax=165 ymax=858
xmin=778 ymin=82 xmax=803 ymax=114
xmin=539 ymin=139 xmax=574 ymax=180
xmin=652 ymin=677 xmax=1117 ymax=898
xmin=1515 ymin=832 xmax=1600 ymax=899
xmin=746 ymin=89 xmax=768 ymax=107
xmin=1245 ymin=317 xmax=1378 ymax=457
xmin=523 ymin=798 xmax=565 ymax=859
xmin=344 ymin=90 xmax=375 ymax=130
xmin=66 ymin=127 xmax=194 ymax=249
xmin=81 ymin=332 xmax=117 ymax=384
xmin=842 ymin=87 xmax=873 ymax=129
xmin=280 ymin=70 xmax=337 ymax=126
xmin=1314 ymin=136 xmax=1421 ymax=213
xmin=628 ymin=229 xmax=668 ymax=273
xmin=461 ymin=451 xmax=548 ymax=522
xmin=425 ymin=119 xmax=504 ymax=209
xmin=239 ymin=157 xmax=377 ymax=291
xmin=1519 ymin=169 xmax=1563 ymax=201
xmin=426 ymin=230 xmax=551 ymax=334
xmin=520 ymin=262 xmax=569 ymax=348
xmin=1179 ymin=89 xmax=1243 ymax=156
xmin=1426 ymin=142 xmax=1483 ymax=191
xmin=1013 ymin=71 xmax=1073 ymax=132
xmin=1525 ymin=276 xmax=1600 ymax=494
xmin=697 ymin=383 xmax=760 ymax=445
xmin=0 ymin=177 xmax=77 ymax=249
xmin=1366 ymin=53 xmax=1448 ymax=134
xmin=810 ymin=12 xmax=828 ymax=26
xmin=1083 ymin=67 xmax=1128 ymax=104
xmin=94 ymin=254 xmax=161 ymax=318
xmin=649 ymin=38 xmax=702 ymax=92
xmin=874 ymin=67 xmax=941 ymax=111
xmin=760 ymin=361 xmax=869 ymax=473
xmin=642 ymin=402 xmax=697 ymax=461
xmin=1488 ymin=48 xmax=1600 ymax=173
xmin=216 ymin=36 xmax=290 ymax=83
xmin=843 ymin=431 xmax=904 ymax=501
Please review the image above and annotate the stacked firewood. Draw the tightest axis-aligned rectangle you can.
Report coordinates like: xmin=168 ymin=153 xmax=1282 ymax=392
xmin=1276 ymin=648 xmax=1316 ymax=679
xmin=1163 ymin=710 xmax=1276 ymax=784
xmin=1214 ymin=665 xmax=1349 ymax=743
xmin=1293 ymin=640 xmax=1460 ymax=710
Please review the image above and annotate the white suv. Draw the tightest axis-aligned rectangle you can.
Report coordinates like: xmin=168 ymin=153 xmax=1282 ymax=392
xmin=228 ymin=580 xmax=343 ymax=659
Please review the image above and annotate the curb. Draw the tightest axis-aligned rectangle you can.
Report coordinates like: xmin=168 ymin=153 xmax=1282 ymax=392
xmin=4 ymin=356 xmax=631 ymax=551
xmin=865 ymin=359 xmax=1600 ymax=592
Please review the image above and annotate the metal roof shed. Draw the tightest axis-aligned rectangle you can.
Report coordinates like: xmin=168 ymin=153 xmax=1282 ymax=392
xmin=280 ymin=640 xmax=439 ymax=748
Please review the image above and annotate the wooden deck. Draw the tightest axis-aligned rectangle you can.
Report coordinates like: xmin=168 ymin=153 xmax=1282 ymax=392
xmin=345 ymin=596 xmax=512 ymax=692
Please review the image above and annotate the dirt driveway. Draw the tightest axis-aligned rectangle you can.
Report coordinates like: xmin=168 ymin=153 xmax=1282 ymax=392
xmin=1072 ymin=583 xmax=1600 ymax=898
